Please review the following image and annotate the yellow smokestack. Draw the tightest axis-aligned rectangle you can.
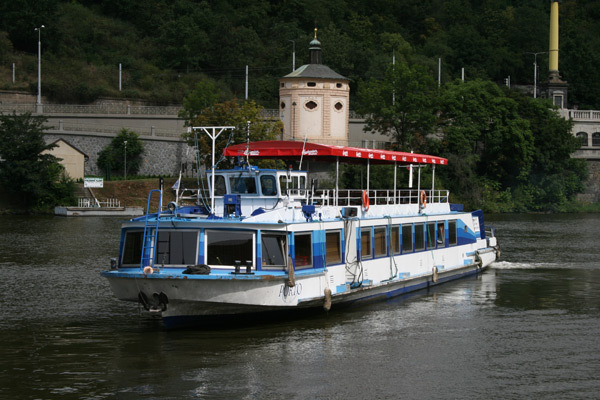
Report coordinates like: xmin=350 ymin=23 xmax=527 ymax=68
xmin=549 ymin=1 xmax=559 ymax=73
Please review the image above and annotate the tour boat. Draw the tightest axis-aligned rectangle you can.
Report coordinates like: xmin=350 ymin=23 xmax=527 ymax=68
xmin=101 ymin=139 xmax=499 ymax=328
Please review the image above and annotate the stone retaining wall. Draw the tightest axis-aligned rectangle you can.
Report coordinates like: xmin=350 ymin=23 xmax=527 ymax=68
xmin=44 ymin=132 xmax=197 ymax=177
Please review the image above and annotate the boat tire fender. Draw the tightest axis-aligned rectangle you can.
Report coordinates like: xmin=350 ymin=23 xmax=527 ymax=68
xmin=362 ymin=190 xmax=369 ymax=212
xmin=432 ymin=266 xmax=438 ymax=283
xmin=286 ymin=256 xmax=296 ymax=287
xmin=323 ymin=287 xmax=332 ymax=312
xmin=420 ymin=190 xmax=427 ymax=208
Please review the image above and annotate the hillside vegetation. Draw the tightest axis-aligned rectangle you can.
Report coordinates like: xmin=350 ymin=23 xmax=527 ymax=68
xmin=1 ymin=0 xmax=600 ymax=109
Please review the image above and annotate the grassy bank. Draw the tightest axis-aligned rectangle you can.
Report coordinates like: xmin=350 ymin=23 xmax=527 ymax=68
xmin=92 ymin=177 xmax=206 ymax=209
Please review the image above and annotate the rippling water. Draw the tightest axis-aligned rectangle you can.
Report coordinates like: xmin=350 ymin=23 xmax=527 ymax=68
xmin=1 ymin=214 xmax=599 ymax=399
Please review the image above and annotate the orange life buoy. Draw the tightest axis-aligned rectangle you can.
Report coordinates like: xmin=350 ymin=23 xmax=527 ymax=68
xmin=420 ymin=190 xmax=427 ymax=207
xmin=362 ymin=190 xmax=370 ymax=211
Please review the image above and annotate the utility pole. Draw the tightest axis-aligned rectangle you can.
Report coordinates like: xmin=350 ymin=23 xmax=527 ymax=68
xmin=525 ymin=52 xmax=547 ymax=98
xmin=288 ymin=40 xmax=296 ymax=71
xmin=35 ymin=25 xmax=45 ymax=112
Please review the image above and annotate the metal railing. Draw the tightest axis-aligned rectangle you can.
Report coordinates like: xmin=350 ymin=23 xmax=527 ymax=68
xmin=0 ymin=103 xmax=181 ymax=116
xmin=313 ymin=189 xmax=449 ymax=207
xmin=78 ymin=197 xmax=121 ymax=208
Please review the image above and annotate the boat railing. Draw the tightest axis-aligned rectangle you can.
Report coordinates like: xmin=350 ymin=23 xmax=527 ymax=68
xmin=312 ymin=189 xmax=449 ymax=207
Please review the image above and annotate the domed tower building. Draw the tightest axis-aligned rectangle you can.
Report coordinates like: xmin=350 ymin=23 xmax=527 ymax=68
xmin=279 ymin=30 xmax=350 ymax=145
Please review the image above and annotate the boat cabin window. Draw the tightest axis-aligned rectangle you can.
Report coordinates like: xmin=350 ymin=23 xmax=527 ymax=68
xmin=294 ymin=233 xmax=312 ymax=268
xmin=426 ymin=222 xmax=436 ymax=250
xmin=326 ymin=231 xmax=342 ymax=265
xmin=214 ymin=175 xmax=226 ymax=196
xmin=361 ymin=228 xmax=372 ymax=259
xmin=260 ymin=175 xmax=278 ymax=196
xmin=229 ymin=176 xmax=257 ymax=194
xmin=261 ymin=232 xmax=286 ymax=268
xmin=414 ymin=224 xmax=425 ymax=251
xmin=374 ymin=227 xmax=387 ymax=257
xmin=402 ymin=225 xmax=413 ymax=253
xmin=122 ymin=230 xmax=143 ymax=265
xmin=437 ymin=222 xmax=445 ymax=246
xmin=448 ymin=220 xmax=457 ymax=246
xmin=206 ymin=230 xmax=253 ymax=267
xmin=279 ymin=175 xmax=306 ymax=195
xmin=156 ymin=231 xmax=198 ymax=265
xmin=391 ymin=226 xmax=400 ymax=255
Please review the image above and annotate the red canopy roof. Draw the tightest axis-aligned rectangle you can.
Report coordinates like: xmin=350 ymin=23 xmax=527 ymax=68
xmin=223 ymin=141 xmax=447 ymax=166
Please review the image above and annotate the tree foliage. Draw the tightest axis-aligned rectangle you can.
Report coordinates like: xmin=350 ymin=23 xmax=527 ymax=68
xmin=1 ymin=1 xmax=600 ymax=108
xmin=357 ymin=62 xmax=438 ymax=152
xmin=97 ymin=129 xmax=144 ymax=178
xmin=0 ymin=112 xmax=75 ymax=210
xmin=181 ymin=98 xmax=282 ymax=169
xmin=435 ymin=80 xmax=586 ymax=211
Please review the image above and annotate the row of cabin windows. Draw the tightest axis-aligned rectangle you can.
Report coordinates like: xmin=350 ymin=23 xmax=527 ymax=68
xmin=213 ymin=174 xmax=305 ymax=197
xmin=121 ymin=221 xmax=457 ymax=268
xmin=360 ymin=221 xmax=457 ymax=259
xmin=121 ymin=229 xmax=338 ymax=270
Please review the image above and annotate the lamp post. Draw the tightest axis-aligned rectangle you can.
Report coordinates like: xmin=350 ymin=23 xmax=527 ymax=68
xmin=123 ymin=140 xmax=127 ymax=180
xmin=288 ymin=40 xmax=295 ymax=71
xmin=35 ymin=25 xmax=45 ymax=111
xmin=525 ymin=52 xmax=547 ymax=98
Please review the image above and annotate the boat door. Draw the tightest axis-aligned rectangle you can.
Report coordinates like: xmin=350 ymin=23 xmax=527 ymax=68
xmin=343 ymin=214 xmax=361 ymax=284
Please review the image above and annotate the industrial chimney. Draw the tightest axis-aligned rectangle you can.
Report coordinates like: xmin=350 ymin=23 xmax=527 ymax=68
xmin=546 ymin=0 xmax=568 ymax=108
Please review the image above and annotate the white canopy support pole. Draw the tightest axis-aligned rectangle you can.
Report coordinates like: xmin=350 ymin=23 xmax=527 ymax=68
xmin=431 ymin=165 xmax=435 ymax=203
xmin=335 ymin=156 xmax=339 ymax=207
xmin=189 ymin=126 xmax=235 ymax=215
xmin=366 ymin=159 xmax=370 ymax=194
xmin=408 ymin=150 xmax=414 ymax=189
xmin=393 ymin=161 xmax=397 ymax=204
xmin=417 ymin=165 xmax=421 ymax=208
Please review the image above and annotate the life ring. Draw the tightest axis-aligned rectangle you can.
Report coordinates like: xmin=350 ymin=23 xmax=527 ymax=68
xmin=362 ymin=190 xmax=370 ymax=211
xmin=420 ymin=190 xmax=427 ymax=207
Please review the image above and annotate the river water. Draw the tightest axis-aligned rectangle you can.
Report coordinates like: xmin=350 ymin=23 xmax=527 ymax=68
xmin=1 ymin=213 xmax=599 ymax=399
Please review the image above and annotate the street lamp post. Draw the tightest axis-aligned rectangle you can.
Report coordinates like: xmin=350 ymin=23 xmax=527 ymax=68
xmin=288 ymin=40 xmax=295 ymax=71
xmin=123 ymin=140 xmax=127 ymax=180
xmin=35 ymin=25 xmax=45 ymax=112
xmin=525 ymin=52 xmax=547 ymax=98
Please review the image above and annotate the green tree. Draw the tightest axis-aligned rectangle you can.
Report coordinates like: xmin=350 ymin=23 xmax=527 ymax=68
xmin=357 ymin=62 xmax=438 ymax=152
xmin=436 ymin=79 xmax=535 ymax=208
xmin=97 ymin=129 xmax=144 ymax=178
xmin=181 ymin=99 xmax=282 ymax=168
xmin=178 ymin=79 xmax=224 ymax=123
xmin=0 ymin=112 xmax=75 ymax=210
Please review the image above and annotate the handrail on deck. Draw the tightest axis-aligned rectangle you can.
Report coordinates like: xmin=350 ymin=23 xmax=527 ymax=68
xmin=313 ymin=189 xmax=449 ymax=207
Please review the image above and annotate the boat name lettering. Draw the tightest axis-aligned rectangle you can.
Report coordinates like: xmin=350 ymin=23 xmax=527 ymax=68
xmin=342 ymin=150 xmax=349 ymax=156
xmin=279 ymin=283 xmax=302 ymax=299
xmin=356 ymin=152 xmax=362 ymax=157
xmin=368 ymin=153 xmax=374 ymax=159
xmin=302 ymin=150 xmax=318 ymax=156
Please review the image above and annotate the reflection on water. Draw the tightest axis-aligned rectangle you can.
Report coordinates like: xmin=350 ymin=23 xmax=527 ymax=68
xmin=1 ymin=214 xmax=600 ymax=399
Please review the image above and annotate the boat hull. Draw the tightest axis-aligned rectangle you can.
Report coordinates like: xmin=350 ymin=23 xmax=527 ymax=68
xmin=103 ymin=248 xmax=497 ymax=328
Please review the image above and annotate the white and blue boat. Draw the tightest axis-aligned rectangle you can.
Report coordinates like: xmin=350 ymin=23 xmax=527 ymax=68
xmin=101 ymin=140 xmax=499 ymax=328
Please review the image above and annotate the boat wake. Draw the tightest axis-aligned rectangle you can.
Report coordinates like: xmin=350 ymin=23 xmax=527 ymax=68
xmin=491 ymin=261 xmax=561 ymax=270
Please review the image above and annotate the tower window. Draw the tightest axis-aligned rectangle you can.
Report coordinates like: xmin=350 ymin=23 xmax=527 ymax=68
xmin=280 ymin=102 xmax=286 ymax=109
xmin=305 ymin=101 xmax=318 ymax=110
xmin=307 ymin=82 xmax=316 ymax=87
xmin=280 ymin=83 xmax=285 ymax=87
xmin=334 ymin=102 xmax=343 ymax=111
xmin=336 ymin=83 xmax=343 ymax=88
